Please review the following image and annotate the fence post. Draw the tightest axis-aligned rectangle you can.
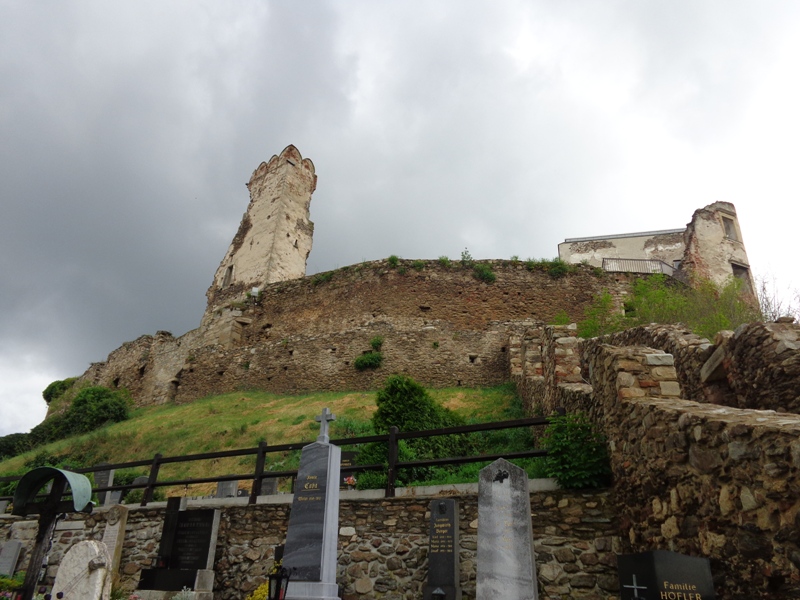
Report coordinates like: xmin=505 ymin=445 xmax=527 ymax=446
xmin=141 ymin=453 xmax=162 ymax=507
xmin=249 ymin=440 xmax=268 ymax=505
xmin=386 ymin=426 xmax=398 ymax=498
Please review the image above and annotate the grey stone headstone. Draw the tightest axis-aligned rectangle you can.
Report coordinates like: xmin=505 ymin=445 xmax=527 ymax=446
xmin=52 ymin=540 xmax=111 ymax=600
xmin=94 ymin=463 xmax=114 ymax=507
xmin=0 ymin=540 xmax=22 ymax=576
xmin=424 ymin=498 xmax=462 ymax=600
xmin=215 ymin=480 xmax=239 ymax=498
xmin=476 ymin=458 xmax=538 ymax=600
xmin=101 ymin=505 xmax=128 ymax=577
xmin=261 ymin=477 xmax=278 ymax=496
xmin=131 ymin=476 xmax=150 ymax=502
xmin=283 ymin=440 xmax=341 ymax=600
xmin=0 ymin=500 xmax=9 ymax=514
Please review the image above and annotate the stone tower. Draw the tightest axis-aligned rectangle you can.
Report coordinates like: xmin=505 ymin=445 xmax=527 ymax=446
xmin=204 ymin=145 xmax=316 ymax=318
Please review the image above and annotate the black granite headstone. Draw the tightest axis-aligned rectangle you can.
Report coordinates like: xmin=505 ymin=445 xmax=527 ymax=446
xmin=283 ymin=443 xmax=333 ymax=581
xmin=170 ymin=509 xmax=217 ymax=570
xmin=618 ymin=550 xmax=715 ymax=600
xmin=340 ymin=451 xmax=357 ymax=490
xmin=424 ymin=498 xmax=461 ymax=600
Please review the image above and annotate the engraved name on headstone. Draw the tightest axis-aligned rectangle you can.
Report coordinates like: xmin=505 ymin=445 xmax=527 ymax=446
xmin=0 ymin=540 xmax=22 ymax=577
xmin=476 ymin=458 xmax=538 ymax=600
xmin=424 ymin=498 xmax=461 ymax=600
xmin=618 ymin=550 xmax=716 ymax=600
xmin=283 ymin=408 xmax=341 ymax=600
xmin=101 ymin=505 xmax=129 ymax=578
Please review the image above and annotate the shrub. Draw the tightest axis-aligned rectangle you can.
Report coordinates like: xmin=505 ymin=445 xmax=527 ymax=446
xmin=460 ymin=248 xmax=474 ymax=267
xmin=542 ymin=412 xmax=611 ymax=489
xmin=42 ymin=377 xmax=78 ymax=404
xmin=311 ymin=271 xmax=334 ymax=286
xmin=552 ymin=310 xmax=571 ymax=325
xmin=411 ymin=260 xmax=425 ymax=271
xmin=0 ymin=433 xmax=31 ymax=460
xmin=354 ymin=351 xmax=383 ymax=371
xmin=369 ymin=336 xmax=384 ymax=351
xmin=472 ymin=263 xmax=496 ymax=283
xmin=387 ymin=255 xmax=400 ymax=268
xmin=371 ymin=375 xmax=466 ymax=458
xmin=438 ymin=256 xmax=451 ymax=268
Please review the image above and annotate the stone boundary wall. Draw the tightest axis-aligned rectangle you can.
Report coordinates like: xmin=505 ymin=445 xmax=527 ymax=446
xmin=709 ymin=320 xmax=800 ymax=413
xmin=76 ymin=261 xmax=634 ymax=407
xmin=0 ymin=489 xmax=622 ymax=600
xmin=580 ymin=343 xmax=800 ymax=598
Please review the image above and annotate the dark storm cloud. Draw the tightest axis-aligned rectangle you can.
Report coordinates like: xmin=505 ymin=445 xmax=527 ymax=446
xmin=1 ymin=1 xmax=800 ymax=435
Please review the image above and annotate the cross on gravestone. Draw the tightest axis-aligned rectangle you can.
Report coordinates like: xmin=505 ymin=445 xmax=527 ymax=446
xmin=617 ymin=550 xmax=716 ymax=600
xmin=282 ymin=414 xmax=341 ymax=600
xmin=315 ymin=408 xmax=336 ymax=443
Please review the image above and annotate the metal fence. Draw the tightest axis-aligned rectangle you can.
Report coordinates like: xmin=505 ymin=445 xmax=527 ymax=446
xmin=601 ymin=258 xmax=688 ymax=283
xmin=0 ymin=416 xmax=551 ymax=504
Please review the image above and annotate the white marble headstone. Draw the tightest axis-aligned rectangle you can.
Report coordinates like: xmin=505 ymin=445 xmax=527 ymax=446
xmin=52 ymin=540 xmax=112 ymax=600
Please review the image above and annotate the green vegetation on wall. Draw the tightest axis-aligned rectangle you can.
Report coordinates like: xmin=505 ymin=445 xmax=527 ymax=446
xmin=542 ymin=412 xmax=611 ymax=489
xmin=577 ymin=274 xmax=761 ymax=340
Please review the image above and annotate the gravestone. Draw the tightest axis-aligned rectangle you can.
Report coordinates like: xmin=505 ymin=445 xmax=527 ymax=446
xmin=51 ymin=540 xmax=111 ymax=600
xmin=130 ymin=476 xmax=150 ymax=503
xmin=215 ymin=480 xmax=239 ymax=498
xmin=137 ymin=500 xmax=220 ymax=599
xmin=340 ymin=451 xmax=357 ymax=490
xmin=261 ymin=477 xmax=278 ymax=495
xmin=0 ymin=540 xmax=22 ymax=576
xmin=93 ymin=463 xmax=114 ymax=507
xmin=618 ymin=550 xmax=716 ymax=600
xmin=283 ymin=407 xmax=341 ymax=600
xmin=476 ymin=458 xmax=538 ymax=600
xmin=101 ymin=505 xmax=129 ymax=578
xmin=424 ymin=498 xmax=461 ymax=600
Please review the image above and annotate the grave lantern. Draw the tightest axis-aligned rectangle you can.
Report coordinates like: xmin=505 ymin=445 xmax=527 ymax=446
xmin=431 ymin=587 xmax=447 ymax=600
xmin=268 ymin=565 xmax=293 ymax=600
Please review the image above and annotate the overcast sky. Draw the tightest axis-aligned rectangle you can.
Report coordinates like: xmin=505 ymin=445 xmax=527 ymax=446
xmin=2 ymin=1 xmax=799 ymax=436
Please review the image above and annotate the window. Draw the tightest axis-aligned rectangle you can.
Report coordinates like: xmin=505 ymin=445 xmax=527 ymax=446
xmin=222 ymin=265 xmax=234 ymax=288
xmin=722 ymin=216 xmax=738 ymax=241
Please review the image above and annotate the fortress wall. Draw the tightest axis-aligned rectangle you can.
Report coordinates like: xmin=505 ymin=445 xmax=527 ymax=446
xmin=80 ymin=261 xmax=635 ymax=406
xmin=580 ymin=344 xmax=800 ymax=598
xmin=0 ymin=489 xmax=620 ymax=600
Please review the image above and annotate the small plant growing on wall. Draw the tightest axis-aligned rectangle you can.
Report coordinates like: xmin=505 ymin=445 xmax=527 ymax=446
xmin=412 ymin=260 xmax=425 ymax=271
xmin=438 ymin=255 xmax=451 ymax=268
xmin=460 ymin=247 xmax=474 ymax=268
xmin=542 ymin=412 xmax=611 ymax=489
xmin=370 ymin=336 xmax=384 ymax=351
xmin=387 ymin=255 xmax=400 ymax=268
xmin=354 ymin=351 xmax=383 ymax=371
xmin=472 ymin=263 xmax=496 ymax=283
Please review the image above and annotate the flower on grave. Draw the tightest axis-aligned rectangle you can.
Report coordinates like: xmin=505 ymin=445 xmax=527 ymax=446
xmin=268 ymin=558 xmax=283 ymax=575
xmin=344 ymin=475 xmax=357 ymax=487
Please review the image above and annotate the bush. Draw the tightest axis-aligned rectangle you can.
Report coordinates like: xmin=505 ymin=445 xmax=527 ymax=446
xmin=387 ymin=255 xmax=400 ymax=268
xmin=0 ymin=433 xmax=31 ymax=460
xmin=438 ymin=256 xmax=451 ymax=268
xmin=354 ymin=352 xmax=383 ymax=371
xmin=371 ymin=375 xmax=466 ymax=458
xmin=472 ymin=263 xmax=496 ymax=283
xmin=411 ymin=260 xmax=425 ymax=271
xmin=27 ymin=386 xmax=131 ymax=449
xmin=42 ymin=377 xmax=77 ymax=404
xmin=542 ymin=413 xmax=610 ymax=489
xmin=460 ymin=248 xmax=474 ymax=268
xmin=369 ymin=336 xmax=384 ymax=351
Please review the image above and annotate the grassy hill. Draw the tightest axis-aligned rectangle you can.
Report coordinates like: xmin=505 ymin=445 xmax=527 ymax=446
xmin=0 ymin=384 xmax=533 ymax=497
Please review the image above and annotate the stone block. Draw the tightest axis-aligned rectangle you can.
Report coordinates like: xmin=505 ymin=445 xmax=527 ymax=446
xmin=659 ymin=381 xmax=681 ymax=397
xmin=645 ymin=353 xmax=674 ymax=366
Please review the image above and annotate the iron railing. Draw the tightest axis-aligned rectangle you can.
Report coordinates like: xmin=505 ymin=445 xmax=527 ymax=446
xmin=0 ymin=416 xmax=551 ymax=504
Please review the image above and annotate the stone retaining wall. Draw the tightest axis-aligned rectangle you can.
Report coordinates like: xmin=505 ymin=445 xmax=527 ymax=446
xmin=0 ymin=488 xmax=621 ymax=600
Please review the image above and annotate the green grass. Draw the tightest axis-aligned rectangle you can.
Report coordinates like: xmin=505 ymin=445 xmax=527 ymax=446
xmin=0 ymin=384 xmax=532 ymax=495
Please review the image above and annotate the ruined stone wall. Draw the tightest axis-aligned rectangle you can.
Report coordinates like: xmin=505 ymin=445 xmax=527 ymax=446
xmin=0 ymin=489 xmax=621 ymax=600
xmin=558 ymin=230 xmax=685 ymax=268
xmin=80 ymin=262 xmax=633 ymax=406
xmin=579 ymin=344 xmax=800 ymax=598
xmin=703 ymin=320 xmax=800 ymax=413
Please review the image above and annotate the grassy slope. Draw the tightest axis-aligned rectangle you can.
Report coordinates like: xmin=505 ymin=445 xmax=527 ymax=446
xmin=0 ymin=385 xmax=521 ymax=496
